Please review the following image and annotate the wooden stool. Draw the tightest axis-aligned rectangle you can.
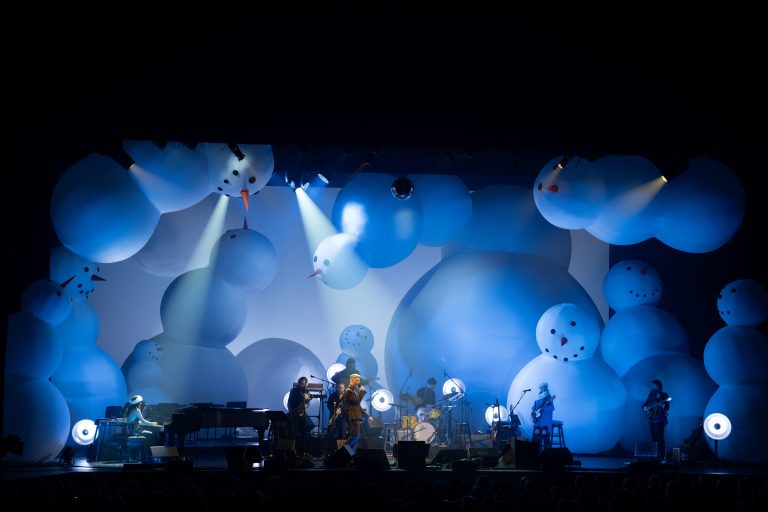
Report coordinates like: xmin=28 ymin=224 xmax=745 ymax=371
xmin=550 ymin=420 xmax=566 ymax=448
xmin=126 ymin=436 xmax=147 ymax=462
xmin=532 ymin=425 xmax=550 ymax=451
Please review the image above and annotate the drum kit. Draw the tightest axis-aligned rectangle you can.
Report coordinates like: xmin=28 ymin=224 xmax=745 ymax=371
xmin=390 ymin=391 xmax=461 ymax=445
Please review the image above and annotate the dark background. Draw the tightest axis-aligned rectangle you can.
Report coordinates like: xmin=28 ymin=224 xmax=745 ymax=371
xmin=6 ymin=16 xmax=767 ymax=388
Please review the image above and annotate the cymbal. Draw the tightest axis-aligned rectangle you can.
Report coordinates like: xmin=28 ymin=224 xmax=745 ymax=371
xmin=399 ymin=393 xmax=424 ymax=406
xmin=388 ymin=403 xmax=406 ymax=409
xmin=440 ymin=391 xmax=459 ymax=401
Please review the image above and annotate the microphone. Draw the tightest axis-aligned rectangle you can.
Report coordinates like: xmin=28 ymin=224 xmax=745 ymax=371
xmin=523 ymin=389 xmax=531 ymax=392
xmin=310 ymin=375 xmax=318 ymax=379
xmin=443 ymin=370 xmax=447 ymax=377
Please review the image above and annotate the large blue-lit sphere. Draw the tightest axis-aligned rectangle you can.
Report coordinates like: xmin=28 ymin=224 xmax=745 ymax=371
xmin=55 ymin=300 xmax=100 ymax=350
xmin=704 ymin=326 xmax=768 ymax=385
xmin=386 ymin=251 xmax=601 ymax=430
xmin=21 ymin=279 xmax=73 ymax=325
xmin=207 ymin=143 xmax=274 ymax=203
xmin=124 ymin=358 xmax=163 ymax=389
xmin=336 ymin=352 xmax=379 ymax=382
xmin=133 ymin=193 xmax=221 ymax=277
xmin=443 ymin=185 xmax=571 ymax=268
xmin=536 ymin=303 xmax=602 ymax=361
xmin=160 ymin=268 xmax=247 ymax=348
xmin=657 ymin=156 xmax=745 ymax=253
xmin=3 ymin=377 xmax=70 ymax=464
xmin=533 ymin=156 xmax=605 ymax=229
xmin=150 ymin=343 xmax=247 ymax=405
xmin=209 ymin=228 xmax=278 ymax=293
xmin=620 ymin=352 xmax=717 ymax=453
xmin=508 ymin=355 xmax=626 ymax=454
xmin=236 ymin=338 xmax=326 ymax=412
xmin=600 ymin=305 xmax=689 ymax=377
xmin=603 ymin=260 xmax=663 ymax=311
xmin=123 ymin=140 xmax=211 ymax=213
xmin=133 ymin=339 xmax=163 ymax=362
xmin=311 ymin=233 xmax=368 ymax=290
xmin=50 ymin=153 xmax=160 ymax=263
xmin=51 ymin=348 xmax=128 ymax=424
xmin=339 ymin=325 xmax=375 ymax=357
xmin=5 ymin=312 xmax=63 ymax=379
xmin=49 ymin=245 xmax=105 ymax=301
xmin=410 ymin=174 xmax=472 ymax=246
xmin=585 ymin=156 xmax=662 ymax=245
xmin=331 ymin=173 xmax=423 ymax=268
xmin=716 ymin=279 xmax=768 ymax=327
xmin=705 ymin=384 xmax=768 ymax=464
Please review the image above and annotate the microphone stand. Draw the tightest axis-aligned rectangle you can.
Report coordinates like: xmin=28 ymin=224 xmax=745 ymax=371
xmin=310 ymin=374 xmax=332 ymax=435
xmin=399 ymin=371 xmax=413 ymax=439
xmin=509 ymin=389 xmax=529 ymax=438
xmin=443 ymin=369 xmax=466 ymax=447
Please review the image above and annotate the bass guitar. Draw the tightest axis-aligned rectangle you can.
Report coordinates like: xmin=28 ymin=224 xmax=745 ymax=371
xmin=643 ymin=396 xmax=671 ymax=419
xmin=532 ymin=394 xmax=555 ymax=421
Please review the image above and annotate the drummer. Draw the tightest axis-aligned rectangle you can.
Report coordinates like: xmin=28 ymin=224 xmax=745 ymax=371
xmin=417 ymin=377 xmax=438 ymax=407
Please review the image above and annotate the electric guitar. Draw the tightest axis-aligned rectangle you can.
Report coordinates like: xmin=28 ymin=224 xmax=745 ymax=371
xmin=328 ymin=402 xmax=343 ymax=427
xmin=531 ymin=394 xmax=555 ymax=422
xmin=643 ymin=396 xmax=671 ymax=419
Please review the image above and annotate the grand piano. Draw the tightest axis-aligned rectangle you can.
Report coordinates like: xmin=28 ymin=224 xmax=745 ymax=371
xmin=157 ymin=403 xmax=270 ymax=448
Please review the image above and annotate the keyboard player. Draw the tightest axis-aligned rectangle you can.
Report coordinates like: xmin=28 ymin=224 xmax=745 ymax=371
xmin=124 ymin=395 xmax=164 ymax=447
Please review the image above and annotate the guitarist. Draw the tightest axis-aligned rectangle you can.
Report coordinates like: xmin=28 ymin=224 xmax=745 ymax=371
xmin=287 ymin=376 xmax=315 ymax=456
xmin=325 ymin=382 xmax=348 ymax=453
xmin=531 ymin=382 xmax=555 ymax=448
xmin=642 ymin=378 xmax=670 ymax=461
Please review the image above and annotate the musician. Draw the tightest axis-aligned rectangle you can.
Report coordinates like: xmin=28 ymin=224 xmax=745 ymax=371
xmin=287 ymin=376 xmax=315 ymax=456
xmin=416 ymin=376 xmax=438 ymax=406
xmin=531 ymin=382 xmax=555 ymax=448
xmin=342 ymin=373 xmax=366 ymax=454
xmin=331 ymin=358 xmax=373 ymax=388
xmin=642 ymin=378 xmax=670 ymax=460
xmin=124 ymin=395 xmax=163 ymax=450
xmin=326 ymin=382 xmax=348 ymax=452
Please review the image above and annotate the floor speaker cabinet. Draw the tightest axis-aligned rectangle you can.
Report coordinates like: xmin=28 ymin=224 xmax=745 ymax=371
xmin=223 ymin=446 xmax=263 ymax=470
xmin=323 ymin=446 xmax=352 ymax=468
xmin=359 ymin=436 xmax=385 ymax=450
xmin=430 ymin=448 xmax=467 ymax=466
xmin=634 ymin=441 xmax=660 ymax=461
xmin=500 ymin=439 xmax=540 ymax=469
xmin=395 ymin=441 xmax=429 ymax=470
xmin=468 ymin=448 xmax=501 ymax=468
xmin=353 ymin=448 xmax=390 ymax=470
xmin=540 ymin=447 xmax=574 ymax=470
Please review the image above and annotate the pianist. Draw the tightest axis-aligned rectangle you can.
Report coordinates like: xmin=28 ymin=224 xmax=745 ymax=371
xmin=124 ymin=395 xmax=163 ymax=448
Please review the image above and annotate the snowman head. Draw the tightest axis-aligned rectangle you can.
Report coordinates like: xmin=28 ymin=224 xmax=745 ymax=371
xmin=309 ymin=233 xmax=367 ymax=290
xmin=536 ymin=303 xmax=602 ymax=362
xmin=603 ymin=260 xmax=662 ymax=311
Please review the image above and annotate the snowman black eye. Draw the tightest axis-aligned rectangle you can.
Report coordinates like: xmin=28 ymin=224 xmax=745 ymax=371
xmin=550 ymin=329 xmax=555 ymax=334
xmin=232 ymin=170 xmax=239 ymax=176
xmin=570 ymin=321 xmax=576 ymax=326
xmin=249 ymin=176 xmax=256 ymax=184
xmin=313 ymin=256 xmax=317 ymax=262
xmin=545 ymin=348 xmax=549 ymax=352
xmin=580 ymin=346 xmax=584 ymax=351
xmin=537 ymin=183 xmax=543 ymax=191
xmin=84 ymin=267 xmax=89 ymax=272
xmin=224 ymin=179 xmax=230 ymax=184
xmin=563 ymin=357 xmax=569 ymax=361
xmin=230 ymin=234 xmax=237 ymax=239
xmin=77 ymin=283 xmax=82 ymax=288
xmin=323 ymin=259 xmax=330 ymax=266
xmin=217 ymin=187 xmax=223 ymax=191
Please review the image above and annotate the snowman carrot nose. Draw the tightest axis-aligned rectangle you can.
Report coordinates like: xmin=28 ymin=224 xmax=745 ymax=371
xmin=560 ymin=336 xmax=568 ymax=346
xmin=240 ymin=189 xmax=249 ymax=210
xmin=545 ymin=185 xmax=559 ymax=192
xmin=91 ymin=274 xmax=107 ymax=282
xmin=60 ymin=275 xmax=76 ymax=288
xmin=307 ymin=268 xmax=322 ymax=278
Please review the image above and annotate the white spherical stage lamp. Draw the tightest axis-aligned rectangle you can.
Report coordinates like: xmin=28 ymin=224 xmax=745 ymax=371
xmin=703 ymin=412 xmax=732 ymax=459
xmin=371 ymin=389 xmax=394 ymax=412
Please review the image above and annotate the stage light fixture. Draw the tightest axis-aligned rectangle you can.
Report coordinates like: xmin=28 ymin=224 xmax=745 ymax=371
xmin=703 ymin=412 xmax=732 ymax=460
xmin=484 ymin=404 xmax=510 ymax=426
xmin=391 ymin=176 xmax=414 ymax=200
xmin=227 ymin=143 xmax=246 ymax=161
xmin=113 ymin=148 xmax=136 ymax=170
xmin=442 ymin=378 xmax=466 ymax=401
xmin=318 ymin=173 xmax=330 ymax=184
xmin=371 ymin=389 xmax=394 ymax=412
xmin=71 ymin=419 xmax=97 ymax=446
xmin=326 ymin=363 xmax=346 ymax=382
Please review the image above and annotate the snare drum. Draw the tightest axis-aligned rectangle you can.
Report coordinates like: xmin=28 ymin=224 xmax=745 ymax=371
xmin=427 ymin=406 xmax=442 ymax=420
xmin=401 ymin=415 xmax=418 ymax=429
xmin=413 ymin=421 xmax=436 ymax=443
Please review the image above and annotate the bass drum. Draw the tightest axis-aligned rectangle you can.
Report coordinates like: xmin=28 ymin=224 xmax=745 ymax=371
xmin=413 ymin=421 xmax=436 ymax=444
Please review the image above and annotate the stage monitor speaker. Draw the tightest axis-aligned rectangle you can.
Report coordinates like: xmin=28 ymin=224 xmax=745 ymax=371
xmin=324 ymin=446 xmax=352 ymax=468
xmin=634 ymin=441 xmax=659 ymax=461
xmin=468 ymin=447 xmax=500 ymax=468
xmin=500 ymin=439 xmax=540 ymax=469
xmin=395 ymin=441 xmax=429 ymax=470
xmin=430 ymin=448 xmax=467 ymax=465
xmin=360 ymin=437 xmax=385 ymax=450
xmin=223 ymin=446 xmax=263 ymax=470
xmin=354 ymin=448 xmax=390 ymax=470
xmin=541 ymin=447 xmax=573 ymax=470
